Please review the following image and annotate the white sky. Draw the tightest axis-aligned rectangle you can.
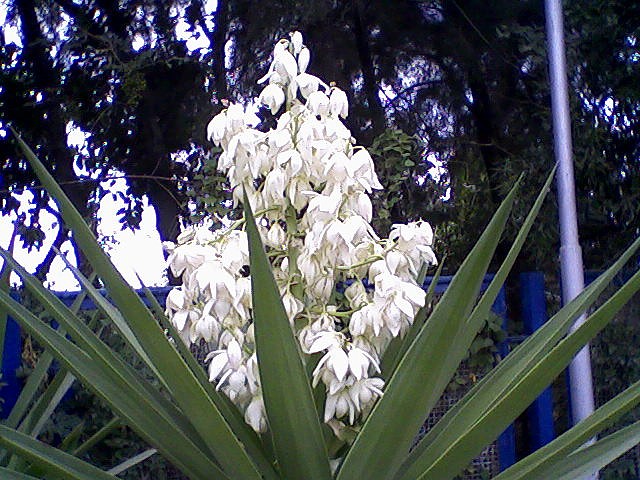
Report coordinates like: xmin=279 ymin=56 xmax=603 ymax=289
xmin=0 ymin=178 xmax=168 ymax=292
xmin=0 ymin=192 xmax=80 ymax=290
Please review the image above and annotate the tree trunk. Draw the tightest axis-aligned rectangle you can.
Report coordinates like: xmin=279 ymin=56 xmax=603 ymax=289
xmin=351 ymin=0 xmax=386 ymax=144
xmin=16 ymin=0 xmax=94 ymax=278
xmin=147 ymin=183 xmax=181 ymax=244
xmin=466 ymin=69 xmax=504 ymax=207
xmin=212 ymin=0 xmax=230 ymax=101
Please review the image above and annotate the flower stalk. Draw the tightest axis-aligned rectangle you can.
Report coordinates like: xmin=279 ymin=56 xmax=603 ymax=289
xmin=164 ymin=32 xmax=437 ymax=441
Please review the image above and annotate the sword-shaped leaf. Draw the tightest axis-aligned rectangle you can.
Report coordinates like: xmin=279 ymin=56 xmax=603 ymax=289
xmin=494 ymin=377 xmax=640 ymax=480
xmin=532 ymin=420 xmax=640 ymax=480
xmin=0 ymin=288 xmax=228 ymax=480
xmin=337 ymin=177 xmax=520 ymax=480
xmin=0 ymin=468 xmax=42 ymax=480
xmin=244 ymin=191 xmax=332 ymax=480
xmin=0 ymin=425 xmax=117 ymax=480
xmin=11 ymin=130 xmax=275 ymax=480
xmin=397 ymin=266 xmax=640 ymax=479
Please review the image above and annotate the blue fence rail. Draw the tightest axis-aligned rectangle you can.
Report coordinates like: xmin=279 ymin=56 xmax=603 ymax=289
xmin=521 ymin=272 xmax=556 ymax=453
xmin=0 ymin=273 xmax=558 ymax=473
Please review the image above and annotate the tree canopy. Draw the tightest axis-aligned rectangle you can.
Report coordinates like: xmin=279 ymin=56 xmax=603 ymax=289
xmin=1 ymin=0 xmax=638 ymax=279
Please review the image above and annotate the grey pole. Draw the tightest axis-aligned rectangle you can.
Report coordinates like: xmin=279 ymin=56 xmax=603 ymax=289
xmin=544 ymin=1 xmax=597 ymax=478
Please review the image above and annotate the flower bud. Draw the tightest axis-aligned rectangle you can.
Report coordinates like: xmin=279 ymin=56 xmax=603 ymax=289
xmin=298 ymin=46 xmax=310 ymax=73
xmin=329 ymin=87 xmax=349 ymax=118
xmin=266 ymin=222 xmax=287 ymax=248
xmin=290 ymin=31 xmax=303 ymax=55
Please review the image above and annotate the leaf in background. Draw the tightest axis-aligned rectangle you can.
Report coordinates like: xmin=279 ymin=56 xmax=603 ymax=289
xmin=397 ymin=264 xmax=640 ymax=480
xmin=106 ymin=448 xmax=157 ymax=476
xmin=0 ymin=425 xmax=118 ymax=480
xmin=494 ymin=378 xmax=640 ymax=480
xmin=0 ymin=467 xmax=43 ymax=479
xmin=0 ymin=288 xmax=228 ymax=480
xmin=533 ymin=420 xmax=640 ymax=480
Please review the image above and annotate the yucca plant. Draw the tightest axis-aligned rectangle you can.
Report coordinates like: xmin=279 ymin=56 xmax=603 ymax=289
xmin=1 ymin=32 xmax=640 ymax=480
xmin=0 ymin=259 xmax=156 ymax=478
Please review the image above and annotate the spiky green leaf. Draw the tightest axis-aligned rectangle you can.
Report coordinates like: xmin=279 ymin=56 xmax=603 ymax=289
xmin=244 ymin=191 xmax=332 ymax=480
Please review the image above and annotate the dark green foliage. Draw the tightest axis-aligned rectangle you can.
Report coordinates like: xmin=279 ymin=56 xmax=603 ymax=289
xmin=369 ymin=129 xmax=447 ymax=236
xmin=184 ymin=146 xmax=236 ymax=225
xmin=592 ymin=289 xmax=640 ymax=479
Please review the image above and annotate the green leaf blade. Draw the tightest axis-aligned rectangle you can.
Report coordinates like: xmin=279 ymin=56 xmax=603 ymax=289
xmin=244 ymin=192 xmax=332 ymax=480
xmin=495 ymin=377 xmax=640 ymax=480
xmin=0 ymin=288 xmax=229 ymax=480
xmin=11 ymin=131 xmax=274 ymax=480
xmin=398 ymin=266 xmax=640 ymax=480
xmin=399 ymin=234 xmax=640 ymax=480
xmin=0 ymin=425 xmax=118 ymax=480
xmin=0 ymin=467 xmax=43 ymax=480
xmin=534 ymin=421 xmax=640 ymax=480
xmin=403 ymin=234 xmax=640 ymax=471
xmin=337 ymin=177 xmax=521 ymax=480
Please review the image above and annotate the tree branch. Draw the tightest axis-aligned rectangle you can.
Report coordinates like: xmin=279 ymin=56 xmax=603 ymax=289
xmin=34 ymin=226 xmax=70 ymax=282
xmin=199 ymin=0 xmax=230 ymax=101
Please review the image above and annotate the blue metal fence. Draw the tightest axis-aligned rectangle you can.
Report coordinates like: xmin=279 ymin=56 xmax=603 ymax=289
xmin=0 ymin=275 xmax=558 ymax=473
xmin=1 ymin=315 xmax=21 ymax=418
xmin=520 ymin=272 xmax=556 ymax=452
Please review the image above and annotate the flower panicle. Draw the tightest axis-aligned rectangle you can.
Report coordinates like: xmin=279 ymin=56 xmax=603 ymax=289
xmin=166 ymin=32 xmax=437 ymax=437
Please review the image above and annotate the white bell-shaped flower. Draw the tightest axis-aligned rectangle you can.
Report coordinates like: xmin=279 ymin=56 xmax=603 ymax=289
xmin=266 ymin=222 xmax=287 ymax=248
xmin=207 ymin=111 xmax=227 ymax=145
xmin=299 ymin=312 xmax=336 ymax=352
xmin=324 ymin=387 xmax=358 ymax=424
xmin=305 ymin=189 xmax=343 ymax=224
xmin=281 ymin=290 xmax=304 ymax=324
xmin=351 ymin=148 xmax=384 ymax=192
xmin=348 ymin=377 xmax=384 ymax=412
xmin=313 ymin=344 xmax=350 ymax=386
xmin=296 ymin=73 xmax=321 ymax=99
xmin=259 ymin=84 xmax=285 ymax=114
xmin=226 ymin=103 xmax=246 ymax=133
xmin=273 ymin=48 xmax=298 ymax=82
xmin=307 ymin=90 xmax=330 ymax=117
xmin=245 ymin=395 xmax=267 ymax=433
xmin=349 ymin=303 xmax=385 ymax=337
xmin=347 ymin=345 xmax=380 ymax=380
xmin=329 ymin=87 xmax=349 ymax=118
xmin=297 ymin=46 xmax=310 ymax=73
xmin=290 ymin=31 xmax=303 ymax=55
xmin=207 ymin=338 xmax=243 ymax=383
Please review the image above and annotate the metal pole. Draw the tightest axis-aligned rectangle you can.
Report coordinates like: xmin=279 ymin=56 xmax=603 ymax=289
xmin=544 ymin=1 xmax=597 ymax=478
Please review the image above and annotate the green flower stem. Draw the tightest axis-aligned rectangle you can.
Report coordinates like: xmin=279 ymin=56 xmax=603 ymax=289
xmin=217 ymin=206 xmax=281 ymax=242
xmin=285 ymin=204 xmax=303 ymax=299
xmin=337 ymin=255 xmax=384 ymax=272
xmin=331 ymin=308 xmax=362 ymax=318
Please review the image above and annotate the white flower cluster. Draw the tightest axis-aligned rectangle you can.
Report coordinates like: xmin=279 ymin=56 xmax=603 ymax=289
xmin=164 ymin=32 xmax=436 ymax=437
